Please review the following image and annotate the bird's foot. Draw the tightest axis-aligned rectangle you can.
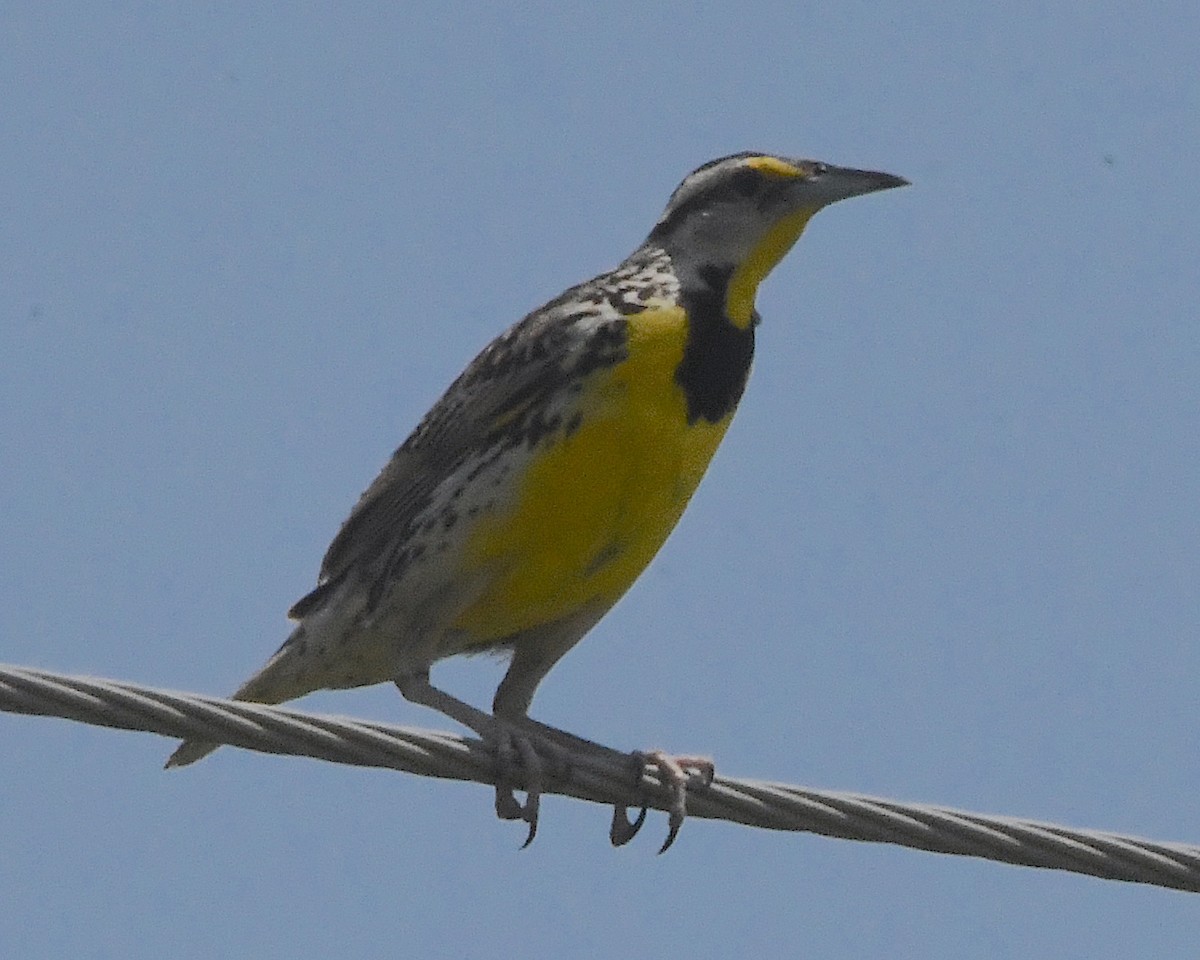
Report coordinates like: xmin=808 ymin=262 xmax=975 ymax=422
xmin=487 ymin=721 xmax=572 ymax=848
xmin=393 ymin=675 xmax=577 ymax=849
xmin=611 ymin=750 xmax=715 ymax=853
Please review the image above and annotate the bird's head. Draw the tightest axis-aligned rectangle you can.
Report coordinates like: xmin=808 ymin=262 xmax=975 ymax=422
xmin=646 ymin=152 xmax=907 ymax=326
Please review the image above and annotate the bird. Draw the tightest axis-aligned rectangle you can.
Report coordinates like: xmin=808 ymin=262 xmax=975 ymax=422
xmin=167 ymin=151 xmax=907 ymax=850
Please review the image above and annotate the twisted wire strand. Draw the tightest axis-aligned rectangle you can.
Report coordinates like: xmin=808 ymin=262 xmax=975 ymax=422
xmin=3 ymin=662 xmax=1197 ymax=893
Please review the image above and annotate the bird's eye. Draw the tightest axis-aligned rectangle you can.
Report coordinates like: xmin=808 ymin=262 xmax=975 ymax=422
xmin=728 ymin=168 xmax=760 ymax=197
xmin=811 ymin=162 xmax=829 ymax=177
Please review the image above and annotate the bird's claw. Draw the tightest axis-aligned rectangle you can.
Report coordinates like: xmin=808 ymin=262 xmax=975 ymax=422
xmin=612 ymin=750 xmax=714 ymax=853
xmin=490 ymin=725 xmax=572 ymax=848
xmin=609 ymin=802 xmax=648 ymax=846
xmin=487 ymin=721 xmax=712 ymax=852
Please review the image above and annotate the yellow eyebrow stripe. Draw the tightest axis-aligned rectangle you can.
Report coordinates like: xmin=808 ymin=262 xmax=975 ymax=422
xmin=745 ymin=156 xmax=804 ymax=178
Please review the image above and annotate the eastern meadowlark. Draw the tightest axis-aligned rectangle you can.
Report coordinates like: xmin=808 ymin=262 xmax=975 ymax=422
xmin=167 ymin=152 xmax=907 ymax=850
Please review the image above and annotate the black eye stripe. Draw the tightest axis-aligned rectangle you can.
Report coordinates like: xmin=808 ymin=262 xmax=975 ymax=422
xmin=649 ymin=168 xmax=766 ymax=241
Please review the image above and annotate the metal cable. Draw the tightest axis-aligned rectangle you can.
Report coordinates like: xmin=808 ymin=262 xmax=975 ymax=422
xmin=3 ymin=662 xmax=1197 ymax=893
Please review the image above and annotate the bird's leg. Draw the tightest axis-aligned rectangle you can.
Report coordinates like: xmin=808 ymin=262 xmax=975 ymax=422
xmin=394 ymin=671 xmax=563 ymax=846
xmin=612 ymin=750 xmax=715 ymax=853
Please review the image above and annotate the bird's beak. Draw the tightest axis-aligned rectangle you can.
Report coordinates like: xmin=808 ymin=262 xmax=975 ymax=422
xmin=807 ymin=165 xmax=910 ymax=205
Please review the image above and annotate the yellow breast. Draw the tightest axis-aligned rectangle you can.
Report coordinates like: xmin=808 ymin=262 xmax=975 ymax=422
xmin=453 ymin=305 xmax=734 ymax=641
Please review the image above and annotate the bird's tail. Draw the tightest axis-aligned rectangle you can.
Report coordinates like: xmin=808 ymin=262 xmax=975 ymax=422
xmin=164 ymin=625 xmax=318 ymax=769
xmin=164 ymin=735 xmax=224 ymax=768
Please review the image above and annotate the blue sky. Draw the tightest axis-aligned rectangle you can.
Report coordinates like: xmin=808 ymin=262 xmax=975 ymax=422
xmin=3 ymin=2 xmax=1199 ymax=956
